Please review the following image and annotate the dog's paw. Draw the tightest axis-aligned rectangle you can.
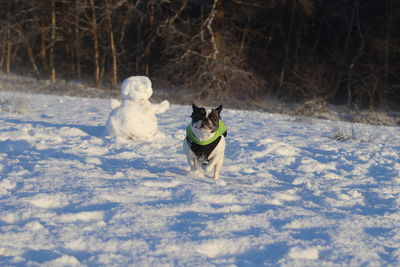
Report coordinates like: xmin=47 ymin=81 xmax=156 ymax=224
xmin=110 ymin=98 xmax=121 ymax=109
xmin=187 ymin=169 xmax=204 ymax=177
xmin=204 ymin=165 xmax=214 ymax=173
xmin=216 ymin=179 xmax=226 ymax=186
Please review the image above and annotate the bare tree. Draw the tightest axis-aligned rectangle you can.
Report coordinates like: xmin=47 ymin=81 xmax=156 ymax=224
xmin=105 ymin=0 xmax=118 ymax=89
xmin=35 ymin=1 xmax=50 ymax=76
xmin=1 ymin=1 xmax=12 ymax=74
xmin=89 ymin=0 xmax=101 ymax=88
xmin=50 ymin=0 xmax=57 ymax=82
xmin=158 ymin=0 xmax=265 ymax=102
xmin=74 ymin=0 xmax=82 ymax=79
xmin=0 ymin=0 xmax=399 ymax=107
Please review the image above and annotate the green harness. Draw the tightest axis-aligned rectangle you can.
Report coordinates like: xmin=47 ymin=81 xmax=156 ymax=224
xmin=186 ymin=120 xmax=227 ymax=145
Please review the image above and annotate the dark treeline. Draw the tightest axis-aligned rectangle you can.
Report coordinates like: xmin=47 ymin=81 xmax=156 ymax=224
xmin=1 ymin=0 xmax=399 ymax=108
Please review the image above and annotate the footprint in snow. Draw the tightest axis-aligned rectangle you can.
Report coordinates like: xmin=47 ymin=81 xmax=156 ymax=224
xmin=28 ymin=193 xmax=69 ymax=209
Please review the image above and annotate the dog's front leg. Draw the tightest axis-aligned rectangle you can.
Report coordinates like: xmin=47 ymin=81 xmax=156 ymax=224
xmin=213 ymin=155 xmax=224 ymax=180
xmin=206 ymin=155 xmax=223 ymax=180
xmin=187 ymin=154 xmax=203 ymax=177
xmin=183 ymin=140 xmax=203 ymax=177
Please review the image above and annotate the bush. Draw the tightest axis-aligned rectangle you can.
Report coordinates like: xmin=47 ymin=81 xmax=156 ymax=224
xmin=333 ymin=123 xmax=381 ymax=143
xmin=292 ymin=98 xmax=339 ymax=121
xmin=352 ymin=111 xmax=399 ymax=126
xmin=0 ymin=94 xmax=30 ymax=114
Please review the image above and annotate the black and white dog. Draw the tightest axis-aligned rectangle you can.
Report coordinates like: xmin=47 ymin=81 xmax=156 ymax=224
xmin=183 ymin=104 xmax=227 ymax=179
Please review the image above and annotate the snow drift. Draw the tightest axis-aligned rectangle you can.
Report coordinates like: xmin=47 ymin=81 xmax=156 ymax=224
xmin=0 ymin=91 xmax=399 ymax=266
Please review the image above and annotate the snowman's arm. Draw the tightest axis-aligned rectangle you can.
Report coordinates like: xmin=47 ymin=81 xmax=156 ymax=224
xmin=152 ymin=100 xmax=170 ymax=114
xmin=110 ymin=98 xmax=121 ymax=110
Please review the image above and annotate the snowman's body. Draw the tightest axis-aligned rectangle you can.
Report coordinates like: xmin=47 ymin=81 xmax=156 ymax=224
xmin=106 ymin=76 xmax=169 ymax=141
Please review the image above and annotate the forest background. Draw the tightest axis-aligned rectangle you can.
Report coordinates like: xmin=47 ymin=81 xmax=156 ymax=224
xmin=1 ymin=0 xmax=399 ymax=110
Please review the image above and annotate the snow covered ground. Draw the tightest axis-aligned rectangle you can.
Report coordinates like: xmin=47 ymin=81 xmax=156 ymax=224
xmin=0 ymin=91 xmax=399 ymax=266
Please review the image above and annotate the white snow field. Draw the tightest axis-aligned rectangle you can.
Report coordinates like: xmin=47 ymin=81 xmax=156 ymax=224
xmin=0 ymin=91 xmax=399 ymax=266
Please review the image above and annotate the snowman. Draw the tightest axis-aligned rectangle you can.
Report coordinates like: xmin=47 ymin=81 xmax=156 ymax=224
xmin=106 ymin=76 xmax=170 ymax=141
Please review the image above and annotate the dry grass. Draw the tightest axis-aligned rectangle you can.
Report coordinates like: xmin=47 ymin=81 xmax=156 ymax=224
xmin=0 ymin=94 xmax=30 ymax=114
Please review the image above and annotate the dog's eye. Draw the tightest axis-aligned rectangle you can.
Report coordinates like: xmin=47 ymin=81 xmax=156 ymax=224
xmin=192 ymin=112 xmax=206 ymax=121
xmin=192 ymin=109 xmax=206 ymax=120
xmin=209 ymin=114 xmax=218 ymax=122
xmin=192 ymin=114 xmax=200 ymax=121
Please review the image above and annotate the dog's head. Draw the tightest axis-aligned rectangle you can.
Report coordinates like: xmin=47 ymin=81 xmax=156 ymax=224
xmin=191 ymin=104 xmax=223 ymax=133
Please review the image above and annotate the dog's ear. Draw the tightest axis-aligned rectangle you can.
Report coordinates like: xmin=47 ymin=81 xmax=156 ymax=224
xmin=192 ymin=104 xmax=199 ymax=112
xmin=216 ymin=105 xmax=223 ymax=115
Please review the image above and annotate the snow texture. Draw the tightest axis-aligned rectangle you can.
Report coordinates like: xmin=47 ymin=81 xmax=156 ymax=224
xmin=0 ymin=91 xmax=399 ymax=266
xmin=106 ymin=76 xmax=169 ymax=141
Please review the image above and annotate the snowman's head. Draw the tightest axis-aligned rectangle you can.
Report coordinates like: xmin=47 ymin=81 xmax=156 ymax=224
xmin=121 ymin=76 xmax=153 ymax=101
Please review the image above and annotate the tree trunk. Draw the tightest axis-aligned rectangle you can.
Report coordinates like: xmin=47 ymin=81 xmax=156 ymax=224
xmin=109 ymin=27 xmax=118 ymax=90
xmin=5 ymin=24 xmax=11 ymax=74
xmin=50 ymin=0 xmax=56 ymax=82
xmin=344 ymin=1 xmax=357 ymax=106
xmin=0 ymin=41 xmax=4 ymax=70
xmin=4 ymin=2 xmax=11 ymax=74
xmin=383 ymin=0 xmax=393 ymax=107
xmin=37 ymin=4 xmax=49 ymax=76
xmin=107 ymin=0 xmax=118 ymax=90
xmin=280 ymin=1 xmax=297 ymax=92
xmin=75 ymin=0 xmax=81 ymax=79
xmin=89 ymin=0 xmax=101 ymax=88
xmin=136 ymin=18 xmax=142 ymax=73
xmin=23 ymin=38 xmax=40 ymax=76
